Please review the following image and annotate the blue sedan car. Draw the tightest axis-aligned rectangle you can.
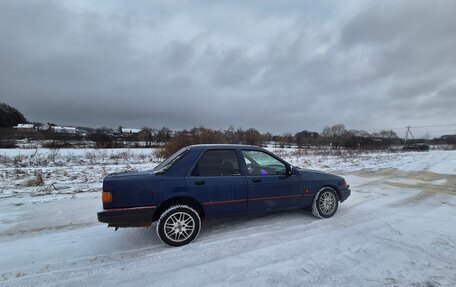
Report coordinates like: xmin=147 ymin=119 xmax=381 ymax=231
xmin=98 ymin=144 xmax=350 ymax=246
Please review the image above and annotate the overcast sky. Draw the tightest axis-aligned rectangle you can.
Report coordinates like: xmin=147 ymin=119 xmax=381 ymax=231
xmin=1 ymin=0 xmax=456 ymax=136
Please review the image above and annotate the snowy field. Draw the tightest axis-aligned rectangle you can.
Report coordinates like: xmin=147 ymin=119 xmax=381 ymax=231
xmin=0 ymin=148 xmax=455 ymax=286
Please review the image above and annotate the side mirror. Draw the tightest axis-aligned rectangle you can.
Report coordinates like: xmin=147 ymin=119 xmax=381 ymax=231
xmin=286 ymin=165 xmax=293 ymax=176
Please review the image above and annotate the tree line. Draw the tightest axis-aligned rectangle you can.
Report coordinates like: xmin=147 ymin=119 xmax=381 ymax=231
xmin=0 ymin=103 xmax=27 ymax=128
xmin=1 ymin=102 xmax=455 ymax=152
xmin=156 ymin=125 xmax=403 ymax=157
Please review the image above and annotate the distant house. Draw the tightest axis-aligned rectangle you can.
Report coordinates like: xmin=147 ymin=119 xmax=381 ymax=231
xmin=13 ymin=124 xmax=35 ymax=131
xmin=121 ymin=128 xmax=142 ymax=134
xmin=77 ymin=129 xmax=88 ymax=137
xmin=52 ymin=126 xmax=78 ymax=134
xmin=36 ymin=124 xmax=50 ymax=131
xmin=441 ymin=134 xmax=456 ymax=140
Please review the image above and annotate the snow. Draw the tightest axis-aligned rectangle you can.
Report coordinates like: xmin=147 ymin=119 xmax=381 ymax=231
xmin=121 ymin=128 xmax=142 ymax=133
xmin=1 ymin=148 xmax=456 ymax=286
xmin=430 ymin=179 xmax=448 ymax=185
xmin=0 ymin=148 xmax=160 ymax=199
xmin=274 ymin=148 xmax=456 ymax=175
xmin=13 ymin=124 xmax=34 ymax=129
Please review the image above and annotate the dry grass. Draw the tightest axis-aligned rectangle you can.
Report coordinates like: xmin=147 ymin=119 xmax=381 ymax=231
xmin=25 ymin=172 xmax=45 ymax=187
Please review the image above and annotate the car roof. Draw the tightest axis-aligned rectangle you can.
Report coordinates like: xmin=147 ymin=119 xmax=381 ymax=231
xmin=188 ymin=144 xmax=263 ymax=150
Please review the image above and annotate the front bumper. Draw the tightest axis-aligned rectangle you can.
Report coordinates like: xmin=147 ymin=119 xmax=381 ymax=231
xmin=97 ymin=205 xmax=157 ymax=228
xmin=339 ymin=187 xmax=351 ymax=203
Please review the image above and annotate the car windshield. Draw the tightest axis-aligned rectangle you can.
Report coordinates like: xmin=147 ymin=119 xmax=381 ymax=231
xmin=153 ymin=147 xmax=189 ymax=174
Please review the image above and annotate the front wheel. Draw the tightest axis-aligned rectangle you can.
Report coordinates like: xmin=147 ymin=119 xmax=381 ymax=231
xmin=156 ymin=205 xmax=201 ymax=247
xmin=312 ymin=187 xmax=339 ymax=218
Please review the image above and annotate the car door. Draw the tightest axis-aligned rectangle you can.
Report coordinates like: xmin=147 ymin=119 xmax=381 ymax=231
xmin=186 ymin=149 xmax=248 ymax=218
xmin=241 ymin=149 xmax=303 ymax=212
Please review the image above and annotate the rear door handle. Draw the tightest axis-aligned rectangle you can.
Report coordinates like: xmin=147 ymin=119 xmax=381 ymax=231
xmin=195 ymin=179 xmax=205 ymax=185
xmin=253 ymin=178 xmax=261 ymax=183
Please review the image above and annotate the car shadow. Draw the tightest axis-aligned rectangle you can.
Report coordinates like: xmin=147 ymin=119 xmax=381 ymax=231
xmin=105 ymin=209 xmax=317 ymax=251
xmin=192 ymin=209 xmax=317 ymax=244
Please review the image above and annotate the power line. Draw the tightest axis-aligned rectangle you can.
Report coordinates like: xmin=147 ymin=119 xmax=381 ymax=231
xmin=408 ymin=124 xmax=456 ymax=129
xmin=391 ymin=124 xmax=456 ymax=129
xmin=418 ymin=129 xmax=456 ymax=133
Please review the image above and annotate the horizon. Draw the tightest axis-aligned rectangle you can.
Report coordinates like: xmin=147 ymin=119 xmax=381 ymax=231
xmin=13 ymin=114 xmax=456 ymax=139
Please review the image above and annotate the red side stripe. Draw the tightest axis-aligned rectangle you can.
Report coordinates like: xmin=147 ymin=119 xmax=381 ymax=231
xmin=203 ymin=199 xmax=248 ymax=205
xmin=203 ymin=193 xmax=314 ymax=205
xmin=250 ymin=194 xmax=303 ymax=201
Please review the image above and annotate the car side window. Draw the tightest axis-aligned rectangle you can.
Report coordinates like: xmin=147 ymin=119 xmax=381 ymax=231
xmin=191 ymin=150 xmax=241 ymax=176
xmin=242 ymin=150 xmax=287 ymax=176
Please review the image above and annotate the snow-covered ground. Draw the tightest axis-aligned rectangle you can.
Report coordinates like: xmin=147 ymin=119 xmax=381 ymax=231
xmin=0 ymin=148 xmax=160 ymax=199
xmin=0 ymin=148 xmax=455 ymax=286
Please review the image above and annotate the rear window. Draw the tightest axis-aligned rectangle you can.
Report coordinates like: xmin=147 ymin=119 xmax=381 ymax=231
xmin=191 ymin=150 xmax=241 ymax=176
xmin=154 ymin=147 xmax=189 ymax=174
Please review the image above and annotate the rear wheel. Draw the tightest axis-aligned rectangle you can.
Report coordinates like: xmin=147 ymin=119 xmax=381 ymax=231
xmin=156 ymin=205 xmax=201 ymax=247
xmin=312 ymin=187 xmax=339 ymax=218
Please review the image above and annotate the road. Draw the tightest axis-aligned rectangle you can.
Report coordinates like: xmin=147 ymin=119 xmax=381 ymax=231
xmin=1 ymin=169 xmax=455 ymax=286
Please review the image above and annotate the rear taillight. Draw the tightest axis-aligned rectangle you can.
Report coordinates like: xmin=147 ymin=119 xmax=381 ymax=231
xmin=102 ymin=191 xmax=112 ymax=203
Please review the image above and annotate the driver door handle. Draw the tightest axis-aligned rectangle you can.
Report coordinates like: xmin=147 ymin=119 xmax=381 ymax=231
xmin=253 ymin=178 xmax=261 ymax=183
xmin=195 ymin=179 xmax=205 ymax=185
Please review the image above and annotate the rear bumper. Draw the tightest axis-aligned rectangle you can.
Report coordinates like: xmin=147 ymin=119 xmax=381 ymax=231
xmin=97 ymin=206 xmax=157 ymax=228
xmin=339 ymin=187 xmax=351 ymax=203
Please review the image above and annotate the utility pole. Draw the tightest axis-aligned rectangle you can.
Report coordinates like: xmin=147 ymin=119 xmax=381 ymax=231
xmin=403 ymin=126 xmax=415 ymax=146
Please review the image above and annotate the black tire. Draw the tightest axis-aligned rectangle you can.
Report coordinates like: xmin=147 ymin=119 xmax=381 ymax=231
xmin=312 ymin=187 xmax=339 ymax=218
xmin=156 ymin=205 xmax=201 ymax=247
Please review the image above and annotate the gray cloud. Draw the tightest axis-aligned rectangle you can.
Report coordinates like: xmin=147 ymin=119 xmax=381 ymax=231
xmin=1 ymin=0 xmax=455 ymax=136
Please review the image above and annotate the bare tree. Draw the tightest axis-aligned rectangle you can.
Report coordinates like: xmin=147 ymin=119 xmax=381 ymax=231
xmin=321 ymin=124 xmax=347 ymax=148
xmin=139 ymin=127 xmax=153 ymax=147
